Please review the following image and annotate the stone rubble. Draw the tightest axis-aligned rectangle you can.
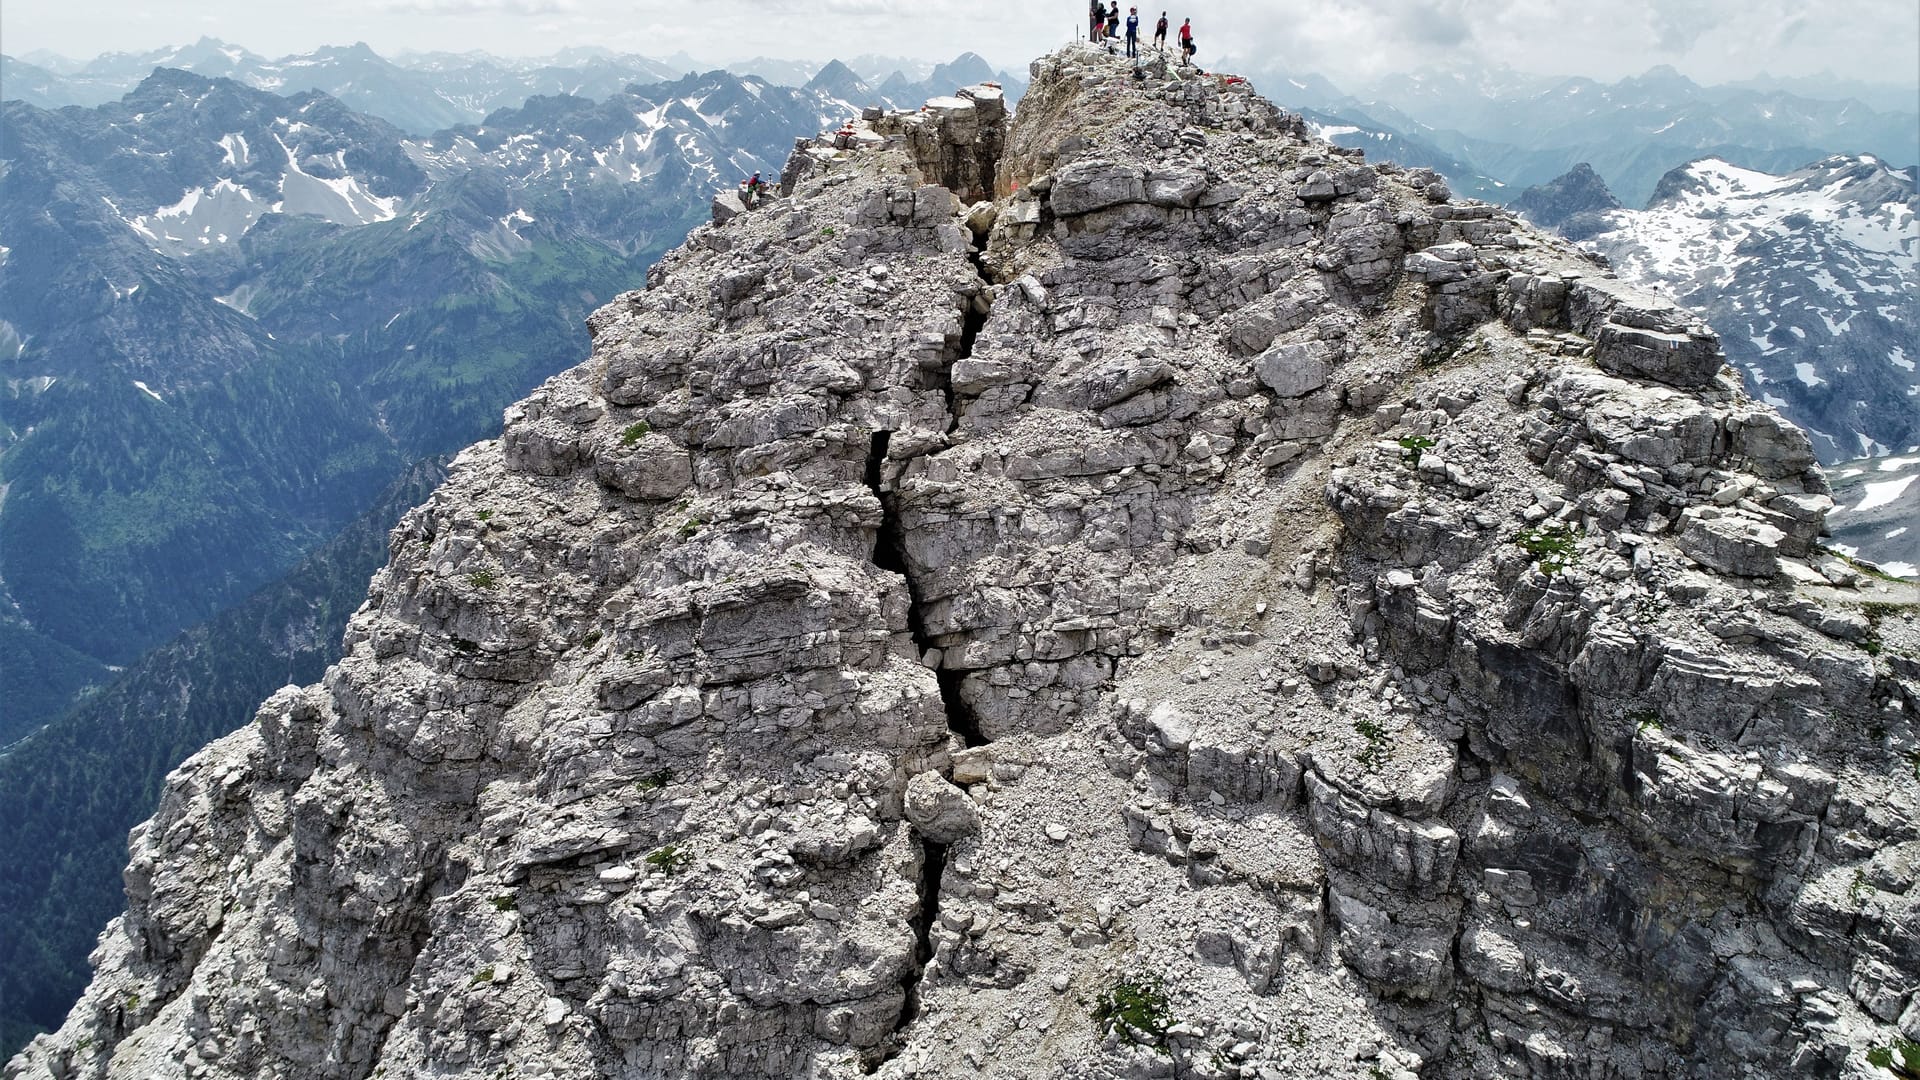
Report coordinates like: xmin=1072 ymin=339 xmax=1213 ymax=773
xmin=12 ymin=43 xmax=1918 ymax=1080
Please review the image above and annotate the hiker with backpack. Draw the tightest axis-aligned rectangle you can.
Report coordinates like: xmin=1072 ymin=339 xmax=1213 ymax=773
xmin=1125 ymin=8 xmax=1140 ymax=57
xmin=1178 ymin=18 xmax=1194 ymax=65
xmin=1153 ymin=12 xmax=1168 ymax=52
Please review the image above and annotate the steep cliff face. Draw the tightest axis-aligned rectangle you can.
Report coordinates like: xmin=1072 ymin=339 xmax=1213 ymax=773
xmin=12 ymin=46 xmax=1918 ymax=1080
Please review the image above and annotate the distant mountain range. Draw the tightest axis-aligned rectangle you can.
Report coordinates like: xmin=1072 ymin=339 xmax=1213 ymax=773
xmin=1519 ymin=155 xmax=1919 ymax=465
xmin=2 ymin=38 xmax=1027 ymax=135
xmin=3 ymin=39 xmax=689 ymax=131
xmin=804 ymin=53 xmax=1028 ymax=111
xmin=1242 ymin=60 xmax=1918 ymax=211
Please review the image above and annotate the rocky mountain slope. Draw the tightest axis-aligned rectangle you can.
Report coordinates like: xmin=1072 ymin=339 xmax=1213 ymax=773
xmin=0 ymin=460 xmax=446 ymax=1060
xmin=1540 ymin=155 xmax=1920 ymax=465
xmin=0 ymin=63 xmax=858 ymax=1055
xmin=12 ymin=45 xmax=1918 ymax=1080
xmin=1510 ymin=162 xmax=1622 ymax=240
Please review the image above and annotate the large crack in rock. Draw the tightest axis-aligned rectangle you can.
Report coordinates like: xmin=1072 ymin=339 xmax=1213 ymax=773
xmin=17 ymin=44 xmax=1919 ymax=1080
xmin=861 ymin=180 xmax=1003 ymax=1068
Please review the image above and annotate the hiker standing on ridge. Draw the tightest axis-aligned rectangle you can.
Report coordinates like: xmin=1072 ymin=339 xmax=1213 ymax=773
xmin=1107 ymin=2 xmax=1120 ymax=42
xmin=1153 ymin=11 xmax=1168 ymax=52
xmin=1089 ymin=0 xmax=1104 ymax=42
xmin=1125 ymin=7 xmax=1140 ymax=57
xmin=1178 ymin=17 xmax=1193 ymax=65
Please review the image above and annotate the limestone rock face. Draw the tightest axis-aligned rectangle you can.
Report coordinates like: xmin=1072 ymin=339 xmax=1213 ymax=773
xmin=14 ymin=45 xmax=1918 ymax=1080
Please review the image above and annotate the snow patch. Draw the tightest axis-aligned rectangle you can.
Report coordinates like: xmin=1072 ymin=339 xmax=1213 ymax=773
xmin=132 ymin=380 xmax=166 ymax=404
xmin=1852 ymin=474 xmax=1917 ymax=513
xmin=0 ymin=321 xmax=32 ymax=362
xmin=218 ymin=132 xmax=251 ymax=167
xmin=125 ymin=179 xmax=271 ymax=255
xmin=274 ymin=134 xmax=402 ymax=226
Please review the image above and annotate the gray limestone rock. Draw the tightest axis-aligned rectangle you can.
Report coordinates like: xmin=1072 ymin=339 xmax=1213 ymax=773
xmin=1255 ymin=341 xmax=1333 ymax=398
xmin=904 ymin=770 xmax=981 ymax=843
xmin=1049 ymin=159 xmax=1147 ymax=216
xmin=1678 ymin=505 xmax=1788 ymax=577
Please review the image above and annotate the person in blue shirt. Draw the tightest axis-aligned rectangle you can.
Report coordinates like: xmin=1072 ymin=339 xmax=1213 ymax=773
xmin=1125 ymin=7 xmax=1140 ymax=57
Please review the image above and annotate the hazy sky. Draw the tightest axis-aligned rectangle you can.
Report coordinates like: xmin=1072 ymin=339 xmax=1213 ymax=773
xmin=4 ymin=0 xmax=1918 ymax=88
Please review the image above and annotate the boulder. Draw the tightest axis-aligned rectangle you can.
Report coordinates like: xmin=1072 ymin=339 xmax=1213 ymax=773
xmin=1677 ymin=507 xmax=1786 ymax=577
xmin=1255 ymin=341 xmax=1334 ymax=398
xmin=1050 ymin=159 xmax=1147 ymax=216
xmin=711 ymin=190 xmax=748 ymax=226
xmin=904 ymin=771 xmax=980 ymax=843
xmin=1593 ymin=319 xmax=1725 ymax=388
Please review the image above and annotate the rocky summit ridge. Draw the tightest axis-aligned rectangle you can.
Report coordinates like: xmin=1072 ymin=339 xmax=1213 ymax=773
xmin=11 ymin=44 xmax=1919 ymax=1080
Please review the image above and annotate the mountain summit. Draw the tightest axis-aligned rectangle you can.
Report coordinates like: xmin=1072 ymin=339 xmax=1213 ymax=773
xmin=12 ymin=45 xmax=1915 ymax=1080
xmin=1513 ymin=161 xmax=1622 ymax=239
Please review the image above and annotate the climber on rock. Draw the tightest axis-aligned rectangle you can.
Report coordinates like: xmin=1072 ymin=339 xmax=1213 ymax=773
xmin=1089 ymin=0 xmax=1104 ymax=43
xmin=743 ymin=171 xmax=766 ymax=207
xmin=1125 ymin=7 xmax=1140 ymax=57
xmin=1178 ymin=18 xmax=1195 ymax=67
xmin=1154 ymin=11 xmax=1168 ymax=52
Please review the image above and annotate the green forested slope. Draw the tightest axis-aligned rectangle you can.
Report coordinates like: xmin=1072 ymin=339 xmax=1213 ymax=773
xmin=0 ymin=460 xmax=445 ymax=1058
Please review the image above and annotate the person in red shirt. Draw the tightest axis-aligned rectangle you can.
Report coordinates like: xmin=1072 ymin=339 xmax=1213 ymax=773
xmin=1178 ymin=18 xmax=1193 ymax=65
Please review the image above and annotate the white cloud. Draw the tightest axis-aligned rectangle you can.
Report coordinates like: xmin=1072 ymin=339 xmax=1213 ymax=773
xmin=387 ymin=0 xmax=577 ymax=13
xmin=1218 ymin=0 xmax=1918 ymax=87
xmin=1 ymin=0 xmax=1914 ymax=89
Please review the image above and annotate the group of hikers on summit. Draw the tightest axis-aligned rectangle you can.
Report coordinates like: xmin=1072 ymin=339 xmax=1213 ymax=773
xmin=1089 ymin=3 xmax=1196 ymax=65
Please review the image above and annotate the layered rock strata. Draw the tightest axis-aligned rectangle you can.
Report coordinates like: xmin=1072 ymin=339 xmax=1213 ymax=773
xmin=13 ymin=45 xmax=1918 ymax=1080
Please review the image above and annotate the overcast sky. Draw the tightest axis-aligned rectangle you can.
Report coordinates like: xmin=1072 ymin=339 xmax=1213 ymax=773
xmin=4 ymin=0 xmax=1917 ymax=89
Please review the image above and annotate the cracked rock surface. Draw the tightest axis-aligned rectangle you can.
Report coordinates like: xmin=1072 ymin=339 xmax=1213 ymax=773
xmin=12 ymin=44 xmax=1919 ymax=1080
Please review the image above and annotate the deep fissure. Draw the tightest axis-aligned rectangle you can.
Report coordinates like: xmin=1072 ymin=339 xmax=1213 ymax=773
xmin=867 ymin=431 xmax=988 ymax=748
xmin=938 ymin=238 xmax=993 ymax=437
xmin=861 ymin=249 xmax=996 ymax=1061
xmin=861 ymin=428 xmax=966 ymax=1068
